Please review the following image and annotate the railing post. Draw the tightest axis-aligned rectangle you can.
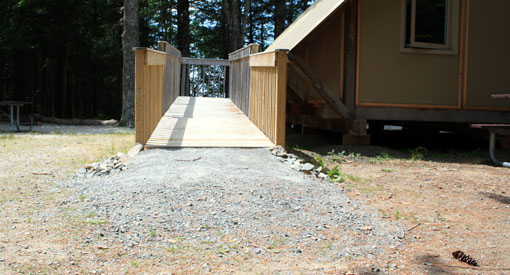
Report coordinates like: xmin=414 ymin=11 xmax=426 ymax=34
xmin=135 ymin=48 xmax=147 ymax=144
xmin=274 ymin=50 xmax=288 ymax=147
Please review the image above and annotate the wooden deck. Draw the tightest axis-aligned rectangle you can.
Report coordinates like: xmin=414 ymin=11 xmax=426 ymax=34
xmin=145 ymin=97 xmax=274 ymax=148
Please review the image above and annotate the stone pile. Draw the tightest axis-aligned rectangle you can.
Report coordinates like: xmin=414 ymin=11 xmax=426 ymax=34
xmin=76 ymin=143 xmax=143 ymax=179
xmin=77 ymin=153 xmax=128 ymax=178
xmin=269 ymin=146 xmax=328 ymax=180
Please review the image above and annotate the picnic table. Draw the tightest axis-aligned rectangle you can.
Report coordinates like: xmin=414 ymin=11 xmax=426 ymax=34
xmin=471 ymin=94 xmax=510 ymax=167
xmin=0 ymin=101 xmax=33 ymax=132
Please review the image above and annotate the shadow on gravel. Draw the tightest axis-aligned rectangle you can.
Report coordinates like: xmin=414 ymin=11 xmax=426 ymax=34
xmin=481 ymin=192 xmax=510 ymax=205
xmin=415 ymin=254 xmax=453 ymax=274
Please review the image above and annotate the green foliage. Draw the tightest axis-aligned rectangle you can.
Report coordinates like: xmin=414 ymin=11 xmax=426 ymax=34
xmin=411 ymin=146 xmax=428 ymax=161
xmin=315 ymin=156 xmax=325 ymax=170
xmin=87 ymin=218 xmax=106 ymax=225
xmin=0 ymin=0 xmax=317 ymax=118
xmin=327 ymin=166 xmax=345 ymax=183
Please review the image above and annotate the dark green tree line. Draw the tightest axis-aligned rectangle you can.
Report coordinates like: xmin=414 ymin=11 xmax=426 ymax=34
xmin=0 ymin=0 xmax=313 ymax=122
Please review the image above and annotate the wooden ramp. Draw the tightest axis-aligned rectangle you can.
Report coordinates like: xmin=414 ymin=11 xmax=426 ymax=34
xmin=145 ymin=97 xmax=274 ymax=148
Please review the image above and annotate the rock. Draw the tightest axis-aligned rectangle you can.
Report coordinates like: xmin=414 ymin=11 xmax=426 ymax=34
xmin=275 ymin=151 xmax=287 ymax=158
xmin=287 ymin=153 xmax=297 ymax=160
xmin=315 ymin=166 xmax=323 ymax=173
xmin=318 ymin=173 xmax=328 ymax=179
xmin=253 ymin=248 xmax=262 ymax=255
xmin=127 ymin=143 xmax=143 ymax=161
xmin=301 ymin=163 xmax=314 ymax=171
xmin=76 ymin=168 xmax=87 ymax=176
xmin=98 ymin=163 xmax=108 ymax=172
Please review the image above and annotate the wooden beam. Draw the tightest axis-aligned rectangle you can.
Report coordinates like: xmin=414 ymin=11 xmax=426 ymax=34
xmin=355 ymin=107 xmax=510 ymax=124
xmin=286 ymin=114 xmax=349 ymax=133
xmin=344 ymin=0 xmax=357 ymax=115
xmin=182 ymin=57 xmax=229 ymax=66
xmin=145 ymin=48 xmax=167 ymax=66
xmin=228 ymin=44 xmax=260 ymax=61
xmin=274 ymin=50 xmax=288 ymax=147
xmin=491 ymin=94 xmax=510 ymax=99
xmin=249 ymin=52 xmax=276 ymax=67
xmin=289 ymin=55 xmax=351 ymax=119
xmin=157 ymin=41 xmax=183 ymax=61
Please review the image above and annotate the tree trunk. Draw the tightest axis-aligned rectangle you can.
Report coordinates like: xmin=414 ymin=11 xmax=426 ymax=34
xmin=274 ymin=0 xmax=286 ymax=38
xmin=240 ymin=0 xmax=251 ymax=45
xmin=222 ymin=0 xmax=249 ymax=54
xmin=121 ymin=0 xmax=139 ymax=127
xmin=177 ymin=0 xmax=190 ymax=57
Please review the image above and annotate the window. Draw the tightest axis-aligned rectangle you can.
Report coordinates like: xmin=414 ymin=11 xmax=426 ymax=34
xmin=401 ymin=0 xmax=459 ymax=54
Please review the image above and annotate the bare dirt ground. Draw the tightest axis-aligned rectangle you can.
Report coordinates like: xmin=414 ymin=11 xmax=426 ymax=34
xmin=287 ymin=132 xmax=510 ymax=274
xmin=1 ymin=125 xmax=509 ymax=274
xmin=0 ymin=126 xmax=135 ymax=274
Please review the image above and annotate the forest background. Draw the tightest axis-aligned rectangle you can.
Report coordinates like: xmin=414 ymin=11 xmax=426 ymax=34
xmin=0 ymin=0 xmax=314 ymax=125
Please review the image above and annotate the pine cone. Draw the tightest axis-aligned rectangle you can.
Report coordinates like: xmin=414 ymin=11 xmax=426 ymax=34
xmin=452 ymin=250 xmax=478 ymax=267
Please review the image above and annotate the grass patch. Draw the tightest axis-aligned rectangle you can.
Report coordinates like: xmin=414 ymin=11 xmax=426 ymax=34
xmin=87 ymin=218 xmax=106 ymax=225
xmin=369 ymin=151 xmax=394 ymax=164
xmin=435 ymin=212 xmax=446 ymax=222
xmin=86 ymin=211 xmax=97 ymax=218
xmin=0 ymin=135 xmax=16 ymax=140
xmin=269 ymin=239 xmax=284 ymax=250
xmin=410 ymin=146 xmax=428 ymax=161
xmin=215 ymin=246 xmax=231 ymax=255
xmin=393 ymin=211 xmax=419 ymax=224
xmin=166 ymin=245 xmax=182 ymax=254
xmin=149 ymin=228 xmax=157 ymax=238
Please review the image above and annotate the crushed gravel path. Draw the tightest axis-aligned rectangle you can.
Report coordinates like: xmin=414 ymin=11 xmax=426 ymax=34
xmin=70 ymin=148 xmax=404 ymax=271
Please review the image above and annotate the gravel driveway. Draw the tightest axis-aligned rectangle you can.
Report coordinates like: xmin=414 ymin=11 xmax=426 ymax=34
xmin=71 ymin=148 xmax=404 ymax=272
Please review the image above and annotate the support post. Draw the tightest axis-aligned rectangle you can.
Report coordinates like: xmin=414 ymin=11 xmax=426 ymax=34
xmin=275 ymin=50 xmax=288 ymax=147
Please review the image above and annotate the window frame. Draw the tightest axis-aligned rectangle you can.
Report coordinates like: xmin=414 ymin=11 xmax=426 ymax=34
xmin=400 ymin=0 xmax=460 ymax=55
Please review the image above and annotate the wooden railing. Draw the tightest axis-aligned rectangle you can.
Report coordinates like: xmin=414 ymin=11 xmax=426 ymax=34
xmin=180 ymin=58 xmax=230 ymax=98
xmin=134 ymin=42 xmax=182 ymax=144
xmin=228 ymin=44 xmax=259 ymax=115
xmin=249 ymin=50 xmax=288 ymax=146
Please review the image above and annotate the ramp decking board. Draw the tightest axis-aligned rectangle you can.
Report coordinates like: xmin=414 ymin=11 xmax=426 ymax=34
xmin=145 ymin=96 xmax=274 ymax=148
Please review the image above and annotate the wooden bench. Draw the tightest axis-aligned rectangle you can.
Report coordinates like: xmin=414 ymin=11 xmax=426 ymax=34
xmin=470 ymin=94 xmax=510 ymax=167
xmin=0 ymin=101 xmax=33 ymax=132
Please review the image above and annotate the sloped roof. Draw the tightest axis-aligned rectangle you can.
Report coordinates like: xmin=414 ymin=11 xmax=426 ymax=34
xmin=265 ymin=0 xmax=348 ymax=52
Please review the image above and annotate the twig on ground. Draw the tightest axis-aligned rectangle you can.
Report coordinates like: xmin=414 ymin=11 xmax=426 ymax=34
xmin=32 ymin=172 xmax=54 ymax=176
xmin=175 ymin=157 xmax=202 ymax=162
xmin=407 ymin=223 xmax=422 ymax=232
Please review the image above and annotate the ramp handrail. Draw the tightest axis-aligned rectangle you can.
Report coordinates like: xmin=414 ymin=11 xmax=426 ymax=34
xmin=134 ymin=42 xmax=182 ymax=144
